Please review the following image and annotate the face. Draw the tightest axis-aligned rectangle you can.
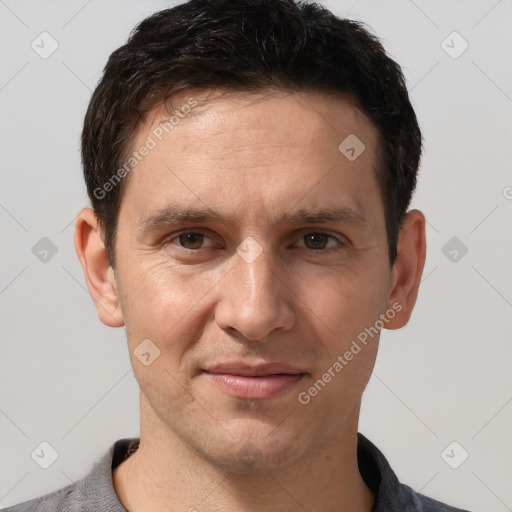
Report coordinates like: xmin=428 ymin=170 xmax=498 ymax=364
xmin=96 ymin=90 xmax=401 ymax=470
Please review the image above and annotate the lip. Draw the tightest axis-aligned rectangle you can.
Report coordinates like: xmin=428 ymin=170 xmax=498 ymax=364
xmin=205 ymin=362 xmax=304 ymax=376
xmin=203 ymin=362 xmax=306 ymax=400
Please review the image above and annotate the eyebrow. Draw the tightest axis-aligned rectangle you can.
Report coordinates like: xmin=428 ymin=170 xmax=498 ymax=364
xmin=279 ymin=207 xmax=368 ymax=227
xmin=137 ymin=206 xmax=227 ymax=235
xmin=136 ymin=204 xmax=368 ymax=236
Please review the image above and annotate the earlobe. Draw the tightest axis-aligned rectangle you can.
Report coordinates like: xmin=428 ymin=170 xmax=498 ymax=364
xmin=384 ymin=209 xmax=426 ymax=330
xmin=74 ymin=207 xmax=125 ymax=328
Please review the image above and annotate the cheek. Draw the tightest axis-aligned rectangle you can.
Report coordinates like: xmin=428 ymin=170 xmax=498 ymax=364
xmin=120 ymin=264 xmax=208 ymax=404
xmin=293 ymin=273 xmax=383 ymax=418
xmin=119 ymin=260 xmax=221 ymax=354
xmin=295 ymin=265 xmax=389 ymax=347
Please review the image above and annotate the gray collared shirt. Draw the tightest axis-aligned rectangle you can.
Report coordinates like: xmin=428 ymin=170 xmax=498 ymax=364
xmin=2 ymin=434 xmax=473 ymax=511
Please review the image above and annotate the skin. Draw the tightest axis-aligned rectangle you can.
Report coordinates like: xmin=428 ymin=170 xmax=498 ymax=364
xmin=75 ymin=89 xmax=426 ymax=512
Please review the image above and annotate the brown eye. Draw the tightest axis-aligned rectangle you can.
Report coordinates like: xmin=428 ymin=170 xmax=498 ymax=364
xmin=178 ymin=232 xmax=205 ymax=249
xmin=303 ymin=232 xmax=330 ymax=250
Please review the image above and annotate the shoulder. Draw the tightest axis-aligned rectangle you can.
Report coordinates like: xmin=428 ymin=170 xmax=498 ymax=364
xmin=1 ymin=438 xmax=136 ymax=512
xmin=1 ymin=483 xmax=77 ymax=512
xmin=357 ymin=433 xmax=474 ymax=512
xmin=417 ymin=492 xmax=472 ymax=512
xmin=401 ymin=483 xmax=473 ymax=512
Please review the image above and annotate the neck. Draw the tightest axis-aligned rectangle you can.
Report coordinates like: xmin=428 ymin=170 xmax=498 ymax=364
xmin=113 ymin=399 xmax=374 ymax=512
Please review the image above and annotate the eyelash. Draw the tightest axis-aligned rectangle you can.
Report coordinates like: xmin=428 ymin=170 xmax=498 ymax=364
xmin=162 ymin=230 xmax=345 ymax=252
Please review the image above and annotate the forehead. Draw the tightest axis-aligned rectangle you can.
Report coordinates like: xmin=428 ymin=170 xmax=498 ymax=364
xmin=142 ymin=88 xmax=379 ymax=149
xmin=120 ymin=89 xmax=384 ymax=230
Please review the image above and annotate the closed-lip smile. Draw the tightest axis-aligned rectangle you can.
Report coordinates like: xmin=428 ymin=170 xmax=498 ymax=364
xmin=203 ymin=362 xmax=307 ymax=399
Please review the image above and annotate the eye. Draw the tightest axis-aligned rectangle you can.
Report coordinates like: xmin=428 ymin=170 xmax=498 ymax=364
xmin=297 ymin=232 xmax=340 ymax=251
xmin=166 ymin=231 xmax=214 ymax=250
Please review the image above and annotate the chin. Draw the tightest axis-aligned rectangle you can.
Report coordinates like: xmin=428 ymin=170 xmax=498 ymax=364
xmin=197 ymin=418 xmax=308 ymax=472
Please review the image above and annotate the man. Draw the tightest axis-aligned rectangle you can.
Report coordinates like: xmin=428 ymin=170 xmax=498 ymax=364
xmin=4 ymin=0 xmax=472 ymax=510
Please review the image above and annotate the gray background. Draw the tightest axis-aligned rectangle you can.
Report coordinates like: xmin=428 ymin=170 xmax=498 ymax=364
xmin=1 ymin=0 xmax=511 ymax=510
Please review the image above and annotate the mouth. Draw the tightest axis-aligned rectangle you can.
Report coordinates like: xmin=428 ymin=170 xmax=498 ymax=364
xmin=202 ymin=363 xmax=307 ymax=400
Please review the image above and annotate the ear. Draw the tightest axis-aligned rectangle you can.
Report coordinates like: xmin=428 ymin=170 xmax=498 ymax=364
xmin=74 ymin=207 xmax=124 ymax=327
xmin=384 ymin=209 xmax=426 ymax=330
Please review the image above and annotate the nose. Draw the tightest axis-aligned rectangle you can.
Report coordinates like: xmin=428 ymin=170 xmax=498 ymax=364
xmin=214 ymin=244 xmax=296 ymax=342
